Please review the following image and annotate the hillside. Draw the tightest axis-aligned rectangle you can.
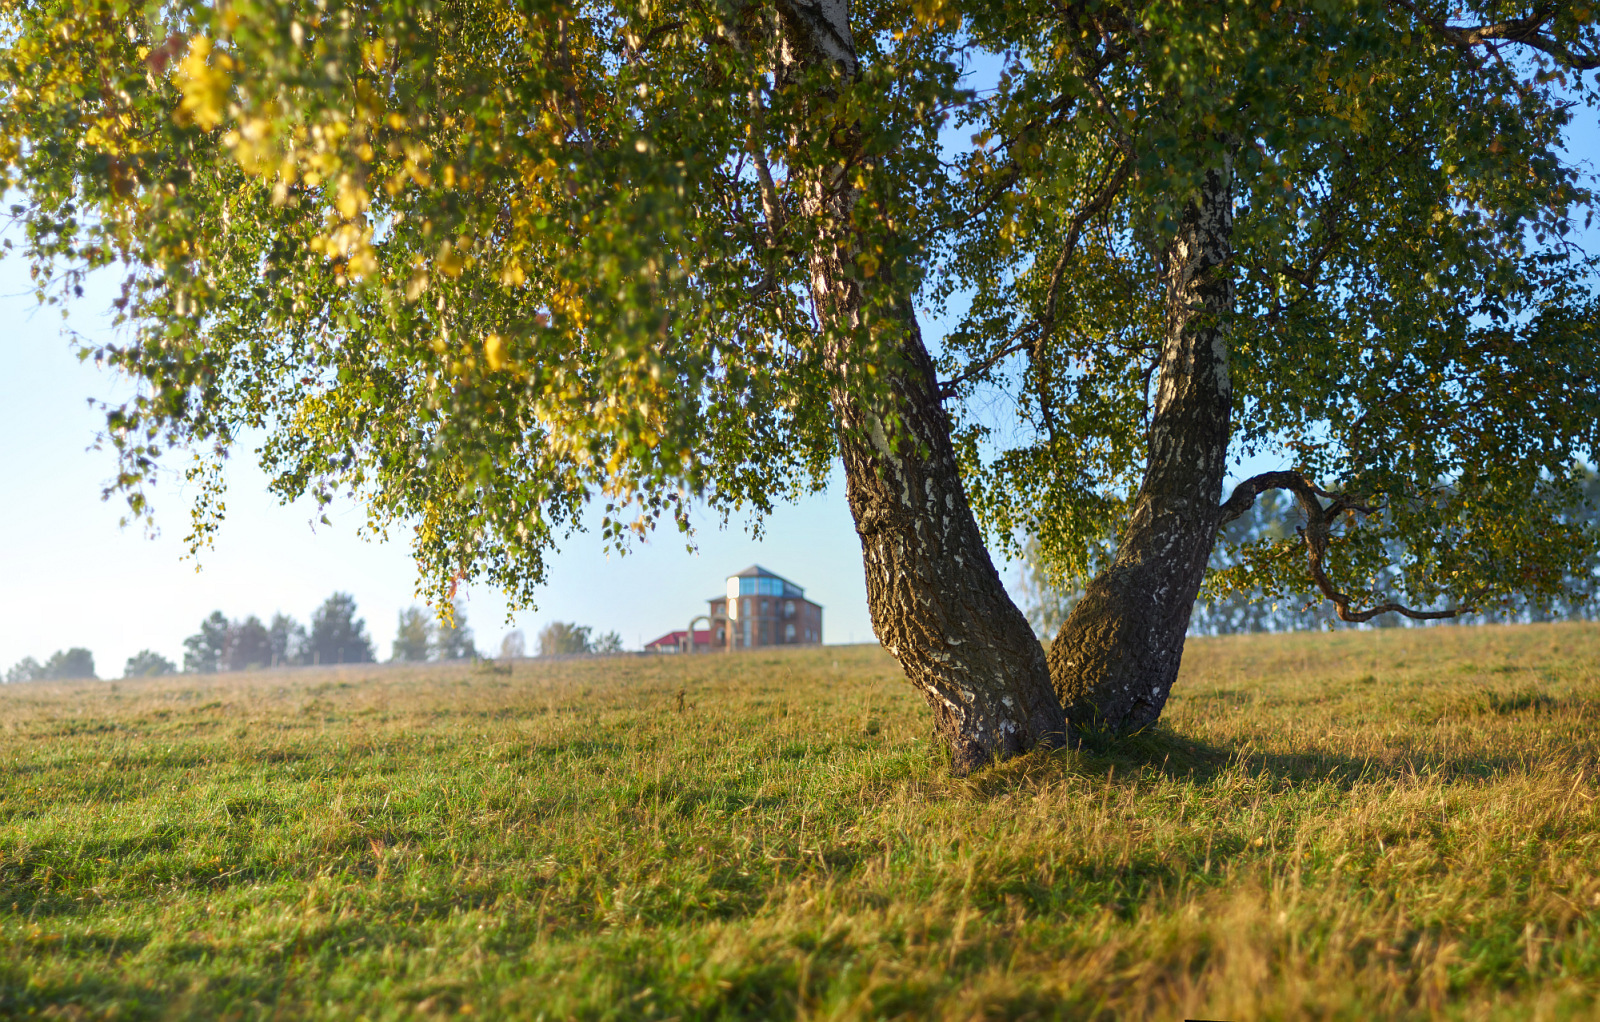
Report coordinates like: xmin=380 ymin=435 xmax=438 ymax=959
xmin=3 ymin=623 xmax=1599 ymax=1020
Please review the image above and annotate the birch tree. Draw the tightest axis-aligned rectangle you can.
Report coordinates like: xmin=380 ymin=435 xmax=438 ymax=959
xmin=2 ymin=0 xmax=1595 ymax=770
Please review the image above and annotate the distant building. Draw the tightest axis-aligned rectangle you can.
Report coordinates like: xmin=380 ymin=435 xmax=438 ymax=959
xmin=643 ymin=629 xmax=713 ymax=653
xmin=707 ymin=565 xmax=823 ymax=650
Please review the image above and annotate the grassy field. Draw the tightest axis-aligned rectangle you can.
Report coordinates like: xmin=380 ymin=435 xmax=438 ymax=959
xmin=3 ymin=623 xmax=1600 ymax=1020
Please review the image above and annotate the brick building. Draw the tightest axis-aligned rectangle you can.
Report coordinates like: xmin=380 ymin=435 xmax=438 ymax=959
xmin=708 ymin=565 xmax=823 ymax=650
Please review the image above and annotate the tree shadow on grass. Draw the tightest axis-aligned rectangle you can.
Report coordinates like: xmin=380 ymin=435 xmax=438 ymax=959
xmin=965 ymin=706 xmax=1600 ymax=800
xmin=0 ymin=969 xmax=167 ymax=1022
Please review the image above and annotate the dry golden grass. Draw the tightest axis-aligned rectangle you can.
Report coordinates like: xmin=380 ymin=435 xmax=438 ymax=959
xmin=3 ymin=622 xmax=1599 ymax=1020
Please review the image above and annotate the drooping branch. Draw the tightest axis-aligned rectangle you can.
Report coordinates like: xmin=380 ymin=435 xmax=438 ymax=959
xmin=936 ymin=152 xmax=1132 ymax=401
xmin=937 ymin=333 xmax=1033 ymax=396
xmin=1218 ymin=470 xmax=1477 ymax=624
xmin=719 ymin=12 xmax=787 ymax=279
xmin=949 ymin=92 xmax=1082 ymax=232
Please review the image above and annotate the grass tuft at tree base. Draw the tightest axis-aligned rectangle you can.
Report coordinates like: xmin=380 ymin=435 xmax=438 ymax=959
xmin=3 ymin=623 xmax=1600 ymax=1020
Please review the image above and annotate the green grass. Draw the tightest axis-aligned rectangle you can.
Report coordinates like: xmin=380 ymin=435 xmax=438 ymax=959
xmin=4 ymin=623 xmax=1600 ymax=1020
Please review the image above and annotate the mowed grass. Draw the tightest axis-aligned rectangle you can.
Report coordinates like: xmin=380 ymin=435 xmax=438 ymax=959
xmin=4 ymin=625 xmax=1600 ymax=1020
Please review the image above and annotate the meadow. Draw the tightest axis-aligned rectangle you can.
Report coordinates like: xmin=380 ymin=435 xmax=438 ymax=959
xmin=3 ymin=623 xmax=1600 ymax=1021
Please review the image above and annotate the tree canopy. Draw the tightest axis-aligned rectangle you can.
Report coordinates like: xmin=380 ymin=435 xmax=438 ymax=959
xmin=946 ymin=2 xmax=1600 ymax=621
xmin=307 ymin=592 xmax=376 ymax=664
xmin=2 ymin=0 xmax=895 ymax=606
xmin=5 ymin=1 xmax=1594 ymax=611
xmin=123 ymin=648 xmax=177 ymax=677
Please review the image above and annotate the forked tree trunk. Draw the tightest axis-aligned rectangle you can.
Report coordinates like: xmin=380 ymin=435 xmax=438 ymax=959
xmin=1048 ymin=156 xmax=1236 ymax=735
xmin=776 ymin=0 xmax=1068 ymax=773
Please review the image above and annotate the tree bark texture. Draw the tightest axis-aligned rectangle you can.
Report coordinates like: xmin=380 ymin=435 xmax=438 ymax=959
xmin=1048 ymin=157 xmax=1236 ymax=735
xmin=775 ymin=0 xmax=1068 ymax=773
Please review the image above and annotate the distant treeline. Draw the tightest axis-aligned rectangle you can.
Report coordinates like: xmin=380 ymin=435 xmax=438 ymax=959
xmin=4 ymin=591 xmax=632 ymax=684
xmin=181 ymin=592 xmax=377 ymax=673
xmin=390 ymin=599 xmax=480 ymax=662
xmin=534 ymin=621 xmax=623 ymax=657
xmin=183 ymin=594 xmax=495 ymax=671
xmin=8 ymin=592 xmax=426 ymax=683
xmin=5 ymin=648 xmax=96 ymax=683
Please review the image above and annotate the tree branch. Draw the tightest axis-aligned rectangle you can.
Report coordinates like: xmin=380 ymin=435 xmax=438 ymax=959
xmin=1218 ymin=470 xmax=1476 ymax=624
xmin=947 ymin=91 xmax=1082 ymax=232
xmin=1389 ymin=1 xmax=1600 ymax=70
xmin=722 ymin=11 xmax=787 ymax=296
xmin=937 ymin=333 xmax=1034 ymax=397
xmin=935 ymin=152 xmax=1130 ymax=401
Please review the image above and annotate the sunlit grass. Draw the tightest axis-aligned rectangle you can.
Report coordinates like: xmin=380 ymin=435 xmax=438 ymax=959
xmin=3 ymin=623 xmax=1599 ymax=1019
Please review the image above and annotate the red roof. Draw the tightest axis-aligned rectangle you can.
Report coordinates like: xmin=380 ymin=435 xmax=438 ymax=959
xmin=644 ymin=629 xmax=713 ymax=650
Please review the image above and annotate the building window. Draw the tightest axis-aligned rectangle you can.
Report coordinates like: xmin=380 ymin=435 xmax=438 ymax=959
xmin=785 ymin=623 xmax=795 ymax=642
xmin=785 ymin=600 xmax=795 ymax=617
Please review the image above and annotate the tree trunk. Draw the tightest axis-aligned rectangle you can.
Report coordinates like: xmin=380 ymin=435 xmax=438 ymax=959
xmin=1048 ymin=156 xmax=1236 ymax=735
xmin=832 ymin=304 xmax=1070 ymax=774
xmin=776 ymin=0 xmax=1068 ymax=774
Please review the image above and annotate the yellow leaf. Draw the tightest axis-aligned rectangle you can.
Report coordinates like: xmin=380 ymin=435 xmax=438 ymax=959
xmin=347 ymin=242 xmax=378 ymax=279
xmin=175 ymin=36 xmax=233 ymax=131
xmin=436 ymin=241 xmax=464 ymax=277
xmin=484 ymin=333 xmax=507 ymax=372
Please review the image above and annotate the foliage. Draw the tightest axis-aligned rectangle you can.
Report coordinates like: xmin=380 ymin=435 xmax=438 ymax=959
xmin=1190 ymin=489 xmax=1341 ymax=635
xmin=3 ymin=657 xmax=39 ymax=684
xmin=498 ymin=629 xmax=527 ymax=660
xmin=122 ymin=649 xmax=176 ymax=678
xmin=182 ymin=610 xmax=230 ymax=673
xmin=3 ymin=630 xmax=1600 ymax=1017
xmin=391 ymin=606 xmax=434 ymax=662
xmin=0 ymin=0 xmax=1593 ymax=640
xmin=1201 ymin=468 xmax=1600 ymax=631
xmin=0 ymin=0 xmax=941 ymax=608
xmin=3 ymin=649 xmax=96 ymax=682
xmin=432 ymin=597 xmax=477 ymax=661
xmin=941 ymin=2 xmax=1600 ymax=622
xmin=306 ymin=592 xmax=375 ymax=666
xmin=591 ymin=630 xmax=624 ymax=655
xmin=537 ymin=621 xmax=592 ymax=657
xmin=1027 ymin=470 xmax=1600 ymax=635
xmin=268 ymin=612 xmax=306 ymax=666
